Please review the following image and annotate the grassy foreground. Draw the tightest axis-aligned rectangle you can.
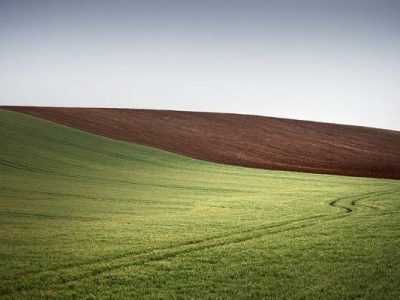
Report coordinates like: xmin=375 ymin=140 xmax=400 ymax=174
xmin=0 ymin=109 xmax=399 ymax=299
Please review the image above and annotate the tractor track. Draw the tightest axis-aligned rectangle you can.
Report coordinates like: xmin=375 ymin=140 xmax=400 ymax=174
xmin=2 ymin=189 xmax=398 ymax=297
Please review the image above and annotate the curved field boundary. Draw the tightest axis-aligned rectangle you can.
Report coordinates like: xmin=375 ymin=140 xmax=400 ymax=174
xmin=2 ymin=106 xmax=400 ymax=179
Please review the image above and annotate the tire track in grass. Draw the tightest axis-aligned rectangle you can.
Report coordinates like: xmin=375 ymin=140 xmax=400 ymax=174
xmin=328 ymin=190 xmax=399 ymax=213
xmin=1 ymin=215 xmax=324 ymax=280
xmin=0 ymin=158 xmax=52 ymax=174
xmin=0 ymin=214 xmax=334 ymax=297
xmin=0 ymin=163 xmax=255 ymax=195
xmin=0 ymin=210 xmax=99 ymax=222
xmin=0 ymin=219 xmax=341 ymax=294
xmin=1 ymin=189 xmax=397 ymax=297
xmin=350 ymin=190 xmax=399 ymax=211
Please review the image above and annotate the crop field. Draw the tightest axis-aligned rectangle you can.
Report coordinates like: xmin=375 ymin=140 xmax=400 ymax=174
xmin=1 ymin=109 xmax=400 ymax=299
xmin=5 ymin=106 xmax=400 ymax=180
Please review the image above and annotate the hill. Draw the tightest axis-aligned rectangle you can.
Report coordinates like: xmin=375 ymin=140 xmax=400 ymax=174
xmin=2 ymin=106 xmax=400 ymax=179
xmin=1 ymin=109 xmax=400 ymax=298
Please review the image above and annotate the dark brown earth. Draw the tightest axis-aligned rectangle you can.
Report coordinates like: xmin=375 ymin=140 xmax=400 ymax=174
xmin=2 ymin=106 xmax=400 ymax=179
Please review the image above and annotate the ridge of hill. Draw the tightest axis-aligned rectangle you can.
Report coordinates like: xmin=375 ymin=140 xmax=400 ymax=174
xmin=2 ymin=106 xmax=400 ymax=179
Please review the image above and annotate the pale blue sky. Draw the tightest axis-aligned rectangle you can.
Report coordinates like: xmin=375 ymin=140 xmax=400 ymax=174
xmin=1 ymin=0 xmax=399 ymax=130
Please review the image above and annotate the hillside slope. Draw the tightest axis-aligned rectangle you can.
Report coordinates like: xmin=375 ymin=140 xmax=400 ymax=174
xmin=1 ymin=109 xmax=400 ymax=299
xmin=2 ymin=106 xmax=400 ymax=179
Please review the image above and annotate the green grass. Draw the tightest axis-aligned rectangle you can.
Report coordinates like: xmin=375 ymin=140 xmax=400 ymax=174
xmin=0 ymin=109 xmax=399 ymax=299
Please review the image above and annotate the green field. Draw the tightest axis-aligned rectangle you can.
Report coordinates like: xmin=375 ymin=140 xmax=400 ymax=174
xmin=1 ymin=109 xmax=399 ymax=299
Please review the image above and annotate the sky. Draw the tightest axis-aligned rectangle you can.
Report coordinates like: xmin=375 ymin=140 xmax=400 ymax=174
xmin=0 ymin=0 xmax=399 ymax=130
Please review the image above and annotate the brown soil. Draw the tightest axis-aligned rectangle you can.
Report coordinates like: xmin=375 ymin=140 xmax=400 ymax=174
xmin=2 ymin=106 xmax=400 ymax=179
